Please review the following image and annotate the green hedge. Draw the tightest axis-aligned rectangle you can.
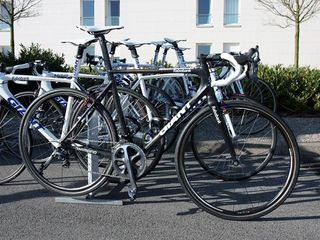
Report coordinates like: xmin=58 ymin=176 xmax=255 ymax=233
xmin=258 ymin=65 xmax=320 ymax=114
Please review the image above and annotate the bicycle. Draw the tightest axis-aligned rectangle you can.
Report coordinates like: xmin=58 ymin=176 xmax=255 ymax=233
xmin=19 ymin=26 xmax=299 ymax=220
xmin=0 ymin=31 xmax=162 ymax=184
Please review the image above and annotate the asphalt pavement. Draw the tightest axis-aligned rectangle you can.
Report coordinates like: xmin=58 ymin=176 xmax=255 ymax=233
xmin=1 ymin=117 xmax=320 ymax=240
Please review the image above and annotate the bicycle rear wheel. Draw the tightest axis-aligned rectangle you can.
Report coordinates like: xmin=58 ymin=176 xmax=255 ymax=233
xmin=175 ymin=100 xmax=299 ymax=220
xmin=19 ymin=88 xmax=118 ymax=195
xmin=0 ymin=91 xmax=36 ymax=184
xmin=152 ymin=77 xmax=187 ymax=106
xmin=0 ymin=103 xmax=24 ymax=184
xmin=241 ymin=78 xmax=277 ymax=112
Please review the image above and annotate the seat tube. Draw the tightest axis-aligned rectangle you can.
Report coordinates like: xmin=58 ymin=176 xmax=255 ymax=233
xmin=61 ymin=47 xmax=83 ymax=138
xmin=98 ymin=34 xmax=129 ymax=138
xmin=175 ymin=49 xmax=190 ymax=95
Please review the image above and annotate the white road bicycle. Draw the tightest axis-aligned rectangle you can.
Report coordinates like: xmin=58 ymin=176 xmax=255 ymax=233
xmin=0 ymin=28 xmax=163 ymax=184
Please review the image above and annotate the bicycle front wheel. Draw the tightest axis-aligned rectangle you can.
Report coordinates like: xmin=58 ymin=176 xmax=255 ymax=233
xmin=19 ymin=88 xmax=118 ymax=196
xmin=175 ymin=100 xmax=299 ymax=220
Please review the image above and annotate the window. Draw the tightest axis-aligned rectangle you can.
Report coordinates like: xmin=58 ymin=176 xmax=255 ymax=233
xmin=0 ymin=5 xmax=10 ymax=30
xmin=105 ymin=0 xmax=120 ymax=26
xmin=196 ymin=43 xmax=212 ymax=57
xmin=224 ymin=0 xmax=240 ymax=25
xmin=223 ymin=43 xmax=240 ymax=53
xmin=81 ymin=0 xmax=94 ymax=26
xmin=197 ymin=0 xmax=212 ymax=25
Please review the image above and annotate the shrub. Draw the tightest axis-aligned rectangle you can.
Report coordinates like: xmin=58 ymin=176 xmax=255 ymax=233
xmin=0 ymin=43 xmax=68 ymax=72
xmin=0 ymin=51 xmax=16 ymax=66
xmin=18 ymin=43 xmax=68 ymax=72
xmin=258 ymin=64 xmax=320 ymax=114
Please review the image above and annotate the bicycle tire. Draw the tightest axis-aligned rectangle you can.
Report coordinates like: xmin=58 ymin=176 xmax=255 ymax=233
xmin=175 ymin=100 xmax=299 ymax=220
xmin=241 ymin=78 xmax=277 ymax=112
xmin=19 ymin=88 xmax=118 ymax=195
xmin=0 ymin=91 xmax=37 ymax=184
xmin=0 ymin=102 xmax=25 ymax=184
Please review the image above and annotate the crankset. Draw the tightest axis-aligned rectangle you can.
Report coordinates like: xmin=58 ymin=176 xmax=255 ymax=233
xmin=111 ymin=142 xmax=146 ymax=200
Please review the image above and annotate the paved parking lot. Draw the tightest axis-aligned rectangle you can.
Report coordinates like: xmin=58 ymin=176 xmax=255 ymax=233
xmin=1 ymin=117 xmax=320 ymax=240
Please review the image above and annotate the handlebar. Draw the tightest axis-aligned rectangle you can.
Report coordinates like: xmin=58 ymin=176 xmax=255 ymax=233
xmin=0 ymin=62 xmax=35 ymax=74
xmin=211 ymin=53 xmax=242 ymax=87
xmin=210 ymin=53 xmax=242 ymax=87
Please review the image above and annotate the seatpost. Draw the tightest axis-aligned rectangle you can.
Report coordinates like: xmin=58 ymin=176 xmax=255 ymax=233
xmin=161 ymin=48 xmax=169 ymax=67
xmin=153 ymin=44 xmax=161 ymax=66
xmin=109 ymin=42 xmax=118 ymax=63
xmin=128 ymin=46 xmax=140 ymax=67
xmin=97 ymin=34 xmax=130 ymax=139
xmin=71 ymin=44 xmax=86 ymax=89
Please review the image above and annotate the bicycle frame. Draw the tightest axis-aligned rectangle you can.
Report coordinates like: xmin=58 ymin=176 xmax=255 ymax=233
xmin=106 ymin=60 xmax=238 ymax=161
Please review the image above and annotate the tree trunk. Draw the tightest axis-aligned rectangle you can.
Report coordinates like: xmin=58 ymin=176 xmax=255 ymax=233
xmin=10 ymin=22 xmax=15 ymax=57
xmin=10 ymin=0 xmax=15 ymax=57
xmin=294 ymin=20 xmax=300 ymax=68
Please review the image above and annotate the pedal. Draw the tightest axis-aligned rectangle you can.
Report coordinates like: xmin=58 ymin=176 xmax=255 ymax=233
xmin=127 ymin=183 xmax=137 ymax=201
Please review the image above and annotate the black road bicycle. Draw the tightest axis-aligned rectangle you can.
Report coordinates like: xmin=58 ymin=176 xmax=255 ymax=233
xmin=19 ymin=26 xmax=299 ymax=220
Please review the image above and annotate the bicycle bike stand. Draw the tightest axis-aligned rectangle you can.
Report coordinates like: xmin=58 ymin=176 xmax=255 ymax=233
xmin=55 ymin=113 xmax=123 ymax=206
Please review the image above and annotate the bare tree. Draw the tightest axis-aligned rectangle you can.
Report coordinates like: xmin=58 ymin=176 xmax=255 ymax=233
xmin=0 ymin=0 xmax=41 ymax=56
xmin=256 ymin=0 xmax=320 ymax=68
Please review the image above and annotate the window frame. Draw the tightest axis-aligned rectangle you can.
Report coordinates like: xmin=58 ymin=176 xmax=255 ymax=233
xmin=105 ymin=0 xmax=120 ymax=26
xmin=224 ymin=0 xmax=241 ymax=26
xmin=223 ymin=42 xmax=241 ymax=53
xmin=80 ymin=0 xmax=95 ymax=26
xmin=196 ymin=0 xmax=213 ymax=27
xmin=196 ymin=43 xmax=212 ymax=57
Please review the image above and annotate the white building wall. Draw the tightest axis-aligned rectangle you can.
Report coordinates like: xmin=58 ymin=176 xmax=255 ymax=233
xmin=0 ymin=0 xmax=319 ymax=67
